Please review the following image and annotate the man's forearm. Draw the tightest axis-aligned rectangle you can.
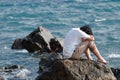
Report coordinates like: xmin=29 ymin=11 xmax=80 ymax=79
xmin=81 ymin=35 xmax=94 ymax=41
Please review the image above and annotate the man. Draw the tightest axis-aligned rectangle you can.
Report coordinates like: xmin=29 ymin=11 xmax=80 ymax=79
xmin=63 ymin=25 xmax=107 ymax=64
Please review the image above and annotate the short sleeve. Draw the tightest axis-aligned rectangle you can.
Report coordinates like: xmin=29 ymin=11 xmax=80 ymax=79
xmin=79 ymin=30 xmax=90 ymax=38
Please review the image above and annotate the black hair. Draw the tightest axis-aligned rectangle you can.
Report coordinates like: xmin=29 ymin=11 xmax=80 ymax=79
xmin=80 ymin=25 xmax=93 ymax=35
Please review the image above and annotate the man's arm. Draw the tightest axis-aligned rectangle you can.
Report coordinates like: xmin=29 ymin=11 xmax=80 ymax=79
xmin=81 ymin=35 xmax=94 ymax=41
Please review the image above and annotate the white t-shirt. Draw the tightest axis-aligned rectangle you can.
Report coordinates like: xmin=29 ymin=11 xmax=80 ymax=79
xmin=63 ymin=28 xmax=90 ymax=58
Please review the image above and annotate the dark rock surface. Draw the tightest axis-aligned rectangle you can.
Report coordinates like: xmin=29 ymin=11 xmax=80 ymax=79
xmin=38 ymin=53 xmax=63 ymax=73
xmin=11 ymin=26 xmax=63 ymax=53
xmin=11 ymin=39 xmax=24 ymax=49
xmin=111 ymin=68 xmax=120 ymax=80
xmin=36 ymin=54 xmax=116 ymax=80
xmin=3 ymin=65 xmax=23 ymax=72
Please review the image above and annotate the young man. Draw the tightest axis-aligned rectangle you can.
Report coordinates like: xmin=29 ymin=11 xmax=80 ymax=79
xmin=63 ymin=25 xmax=107 ymax=64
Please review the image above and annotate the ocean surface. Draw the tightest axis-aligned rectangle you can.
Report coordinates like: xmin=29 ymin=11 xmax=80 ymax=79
xmin=0 ymin=0 xmax=120 ymax=79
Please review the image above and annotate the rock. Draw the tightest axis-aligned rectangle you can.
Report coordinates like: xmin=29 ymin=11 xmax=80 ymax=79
xmin=1 ymin=65 xmax=24 ymax=72
xmin=21 ymin=38 xmax=43 ymax=53
xmin=0 ymin=65 xmax=31 ymax=80
xmin=11 ymin=39 xmax=24 ymax=49
xmin=0 ymin=76 xmax=4 ymax=80
xmin=36 ymin=59 xmax=116 ymax=80
xmin=38 ymin=53 xmax=63 ymax=73
xmin=11 ymin=26 xmax=63 ymax=53
xmin=111 ymin=67 xmax=120 ymax=80
xmin=49 ymin=38 xmax=63 ymax=53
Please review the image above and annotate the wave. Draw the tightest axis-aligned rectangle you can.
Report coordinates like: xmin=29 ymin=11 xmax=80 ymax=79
xmin=95 ymin=18 xmax=107 ymax=22
xmin=3 ymin=68 xmax=31 ymax=80
xmin=15 ymin=50 xmax=28 ymax=53
xmin=108 ymin=54 xmax=120 ymax=58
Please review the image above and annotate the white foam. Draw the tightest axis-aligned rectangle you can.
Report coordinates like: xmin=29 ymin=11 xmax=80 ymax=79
xmin=108 ymin=54 xmax=120 ymax=58
xmin=4 ymin=45 xmax=9 ymax=49
xmin=75 ymin=0 xmax=88 ymax=2
xmin=75 ymin=0 xmax=83 ymax=1
xmin=16 ymin=50 xmax=28 ymax=53
xmin=15 ymin=69 xmax=31 ymax=78
xmin=95 ymin=18 xmax=106 ymax=22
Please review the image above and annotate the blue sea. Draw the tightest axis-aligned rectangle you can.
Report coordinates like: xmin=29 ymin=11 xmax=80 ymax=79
xmin=0 ymin=0 xmax=120 ymax=79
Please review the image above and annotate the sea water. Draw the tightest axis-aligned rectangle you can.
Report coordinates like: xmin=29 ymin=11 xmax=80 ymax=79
xmin=0 ymin=0 xmax=120 ymax=79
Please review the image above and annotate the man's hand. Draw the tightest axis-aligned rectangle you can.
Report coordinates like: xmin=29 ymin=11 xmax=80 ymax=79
xmin=89 ymin=35 xmax=94 ymax=41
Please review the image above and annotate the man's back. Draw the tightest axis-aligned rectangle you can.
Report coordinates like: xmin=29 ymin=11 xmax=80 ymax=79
xmin=63 ymin=28 xmax=89 ymax=58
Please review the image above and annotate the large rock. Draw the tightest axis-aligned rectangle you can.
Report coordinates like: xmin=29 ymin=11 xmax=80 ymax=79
xmin=36 ymin=59 xmax=116 ymax=80
xmin=38 ymin=53 xmax=63 ymax=73
xmin=11 ymin=26 xmax=63 ymax=53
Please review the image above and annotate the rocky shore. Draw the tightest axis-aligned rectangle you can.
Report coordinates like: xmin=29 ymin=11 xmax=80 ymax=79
xmin=36 ymin=58 xmax=116 ymax=80
xmin=9 ymin=26 xmax=120 ymax=80
xmin=0 ymin=65 xmax=31 ymax=80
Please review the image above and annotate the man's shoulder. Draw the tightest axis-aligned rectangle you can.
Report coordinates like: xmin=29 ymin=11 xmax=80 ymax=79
xmin=71 ymin=28 xmax=85 ymax=34
xmin=71 ymin=28 xmax=90 ymax=38
xmin=72 ymin=28 xmax=80 ymax=30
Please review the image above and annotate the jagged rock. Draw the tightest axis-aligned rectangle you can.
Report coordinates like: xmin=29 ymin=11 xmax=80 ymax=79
xmin=0 ymin=65 xmax=30 ymax=80
xmin=11 ymin=26 xmax=63 ymax=53
xmin=111 ymin=68 xmax=120 ymax=80
xmin=36 ymin=59 xmax=116 ymax=80
xmin=38 ymin=53 xmax=63 ymax=73
xmin=0 ymin=65 xmax=23 ymax=72
xmin=21 ymin=38 xmax=43 ymax=53
xmin=11 ymin=39 xmax=24 ymax=49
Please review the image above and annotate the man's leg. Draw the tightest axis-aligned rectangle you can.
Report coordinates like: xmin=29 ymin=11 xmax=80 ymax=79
xmin=70 ymin=41 xmax=90 ymax=59
xmin=88 ymin=41 xmax=107 ymax=64
xmin=84 ymin=48 xmax=93 ymax=60
xmin=70 ymin=40 xmax=107 ymax=64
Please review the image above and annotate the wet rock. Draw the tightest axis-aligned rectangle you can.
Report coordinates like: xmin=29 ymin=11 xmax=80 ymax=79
xmin=1 ymin=65 xmax=23 ymax=72
xmin=11 ymin=26 xmax=63 ymax=53
xmin=38 ymin=53 xmax=63 ymax=73
xmin=111 ymin=67 xmax=120 ymax=80
xmin=0 ymin=65 xmax=30 ymax=80
xmin=21 ymin=38 xmax=43 ymax=53
xmin=49 ymin=38 xmax=63 ymax=53
xmin=11 ymin=39 xmax=24 ymax=49
xmin=36 ymin=59 xmax=116 ymax=80
xmin=4 ymin=65 xmax=23 ymax=70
